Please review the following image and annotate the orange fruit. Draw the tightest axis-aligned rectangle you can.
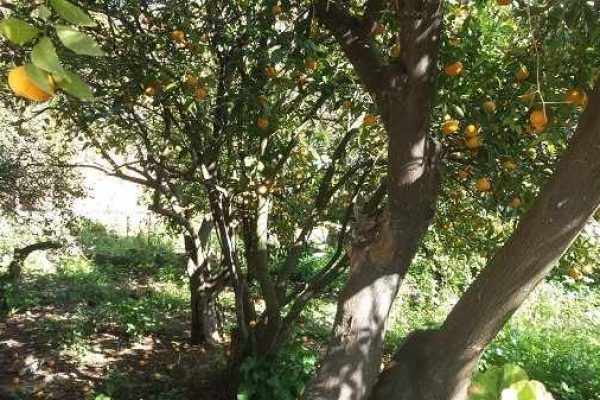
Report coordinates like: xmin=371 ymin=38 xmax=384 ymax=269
xmin=483 ymin=100 xmax=497 ymax=113
xmin=442 ymin=119 xmax=460 ymax=135
xmin=516 ymin=66 xmax=529 ymax=81
xmin=257 ymin=117 xmax=269 ymax=129
xmin=465 ymin=135 xmax=482 ymax=149
xmin=518 ymin=90 xmax=536 ymax=103
xmin=509 ymin=197 xmax=522 ymax=208
xmin=475 ymin=177 xmax=492 ymax=192
xmin=342 ymin=100 xmax=353 ymax=109
xmin=448 ymin=37 xmax=461 ymax=46
xmin=363 ymin=114 xmax=378 ymax=126
xmin=568 ymin=266 xmax=583 ymax=280
xmin=458 ymin=169 xmax=471 ymax=179
xmin=265 ymin=65 xmax=277 ymax=78
xmin=305 ymin=58 xmax=318 ymax=71
xmin=464 ymin=124 xmax=478 ymax=138
xmin=144 ymin=82 xmax=160 ymax=97
xmin=497 ymin=0 xmax=511 ymax=5
xmin=272 ymin=4 xmax=282 ymax=15
xmin=502 ymin=159 xmax=518 ymax=172
xmin=529 ymin=109 xmax=548 ymax=128
xmin=194 ymin=87 xmax=207 ymax=101
xmin=372 ymin=23 xmax=385 ymax=36
xmin=257 ymin=95 xmax=268 ymax=106
xmin=444 ymin=61 xmax=463 ymax=77
xmin=390 ymin=44 xmax=402 ymax=58
xmin=184 ymin=74 xmax=199 ymax=87
xmin=170 ymin=30 xmax=186 ymax=44
xmin=8 ymin=66 xmax=54 ymax=102
xmin=565 ymin=88 xmax=587 ymax=107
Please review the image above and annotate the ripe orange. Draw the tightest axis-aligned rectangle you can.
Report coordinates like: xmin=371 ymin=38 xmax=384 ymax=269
xmin=516 ymin=66 xmax=529 ymax=81
xmin=363 ymin=114 xmax=378 ymax=126
xmin=184 ymin=74 xmax=199 ymax=87
xmin=8 ymin=66 xmax=54 ymax=102
xmin=442 ymin=119 xmax=460 ymax=135
xmin=265 ymin=65 xmax=277 ymax=78
xmin=194 ymin=87 xmax=207 ymax=101
xmin=390 ymin=44 xmax=402 ymax=58
xmin=518 ymin=90 xmax=536 ymax=104
xmin=475 ymin=177 xmax=492 ymax=192
xmin=502 ymin=159 xmax=518 ymax=172
xmin=497 ymin=0 xmax=511 ymax=5
xmin=305 ymin=58 xmax=318 ymax=71
xmin=458 ymin=169 xmax=471 ymax=179
xmin=464 ymin=124 xmax=478 ymax=138
xmin=444 ymin=61 xmax=463 ymax=77
xmin=565 ymin=88 xmax=588 ymax=107
xmin=342 ymin=100 xmax=353 ymax=109
xmin=529 ymin=109 xmax=548 ymax=128
xmin=144 ymin=82 xmax=160 ymax=97
xmin=170 ymin=30 xmax=186 ymax=44
xmin=509 ymin=197 xmax=522 ymax=208
xmin=272 ymin=4 xmax=282 ymax=15
xmin=483 ymin=100 xmax=497 ymax=113
xmin=465 ymin=135 xmax=482 ymax=149
xmin=568 ymin=266 xmax=583 ymax=280
xmin=372 ymin=23 xmax=385 ymax=36
xmin=257 ymin=117 xmax=269 ymax=129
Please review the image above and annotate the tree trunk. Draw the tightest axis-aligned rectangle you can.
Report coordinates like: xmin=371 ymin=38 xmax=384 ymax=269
xmin=369 ymin=83 xmax=600 ymax=400
xmin=184 ymin=218 xmax=222 ymax=346
xmin=7 ymin=241 xmax=62 ymax=281
xmin=305 ymin=1 xmax=443 ymax=398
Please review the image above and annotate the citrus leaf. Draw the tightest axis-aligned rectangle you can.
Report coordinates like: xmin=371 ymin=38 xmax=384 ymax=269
xmin=32 ymin=37 xmax=65 ymax=75
xmin=24 ymin=64 xmax=54 ymax=95
xmin=0 ymin=17 xmax=40 ymax=46
xmin=501 ymin=364 xmax=529 ymax=388
xmin=49 ymin=0 xmax=96 ymax=27
xmin=54 ymin=70 xmax=94 ymax=101
xmin=55 ymin=25 xmax=105 ymax=56
xmin=32 ymin=5 xmax=52 ymax=21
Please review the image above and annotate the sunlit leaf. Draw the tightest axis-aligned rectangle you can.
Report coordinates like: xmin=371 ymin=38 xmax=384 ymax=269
xmin=24 ymin=64 xmax=54 ymax=95
xmin=0 ymin=17 xmax=39 ymax=46
xmin=32 ymin=37 xmax=65 ymax=75
xmin=54 ymin=70 xmax=94 ymax=101
xmin=55 ymin=25 xmax=106 ymax=56
xmin=49 ymin=0 xmax=97 ymax=27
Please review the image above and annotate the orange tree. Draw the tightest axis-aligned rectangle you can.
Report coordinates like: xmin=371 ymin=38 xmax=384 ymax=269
xmin=0 ymin=0 xmax=387 ymax=363
xmin=3 ymin=0 xmax=600 ymax=399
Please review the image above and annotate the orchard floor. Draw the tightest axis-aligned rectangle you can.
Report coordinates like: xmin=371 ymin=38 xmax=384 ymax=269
xmin=0 ymin=257 xmax=229 ymax=400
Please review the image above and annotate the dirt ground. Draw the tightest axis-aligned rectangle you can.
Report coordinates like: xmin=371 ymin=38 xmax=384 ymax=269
xmin=0 ymin=306 xmax=229 ymax=400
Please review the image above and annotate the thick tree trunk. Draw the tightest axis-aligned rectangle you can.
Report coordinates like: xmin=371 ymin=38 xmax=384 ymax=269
xmin=370 ymin=83 xmax=600 ymax=400
xmin=184 ymin=218 xmax=222 ymax=346
xmin=305 ymin=1 xmax=443 ymax=398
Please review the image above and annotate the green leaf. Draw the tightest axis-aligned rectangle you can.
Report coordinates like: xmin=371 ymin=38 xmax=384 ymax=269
xmin=32 ymin=5 xmax=52 ymax=21
xmin=54 ymin=25 xmax=105 ymax=56
xmin=501 ymin=364 xmax=529 ymax=388
xmin=32 ymin=37 xmax=65 ymax=75
xmin=469 ymin=366 xmax=503 ymax=400
xmin=24 ymin=64 xmax=54 ymax=95
xmin=49 ymin=0 xmax=97 ymax=27
xmin=0 ymin=17 xmax=40 ymax=46
xmin=54 ymin=70 xmax=95 ymax=101
xmin=509 ymin=380 xmax=552 ymax=400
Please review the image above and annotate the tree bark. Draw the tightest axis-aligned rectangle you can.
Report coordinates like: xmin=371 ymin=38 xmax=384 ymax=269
xmin=305 ymin=1 xmax=444 ymax=398
xmin=369 ymin=83 xmax=600 ymax=400
xmin=184 ymin=218 xmax=222 ymax=346
xmin=7 ymin=241 xmax=62 ymax=281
